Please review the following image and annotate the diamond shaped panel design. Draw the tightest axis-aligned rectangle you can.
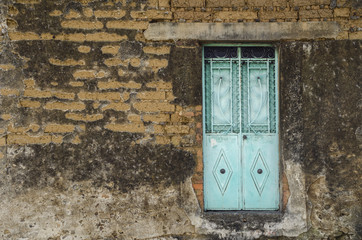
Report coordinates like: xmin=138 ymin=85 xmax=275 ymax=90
xmin=250 ymin=150 xmax=270 ymax=196
xmin=212 ymin=149 xmax=233 ymax=195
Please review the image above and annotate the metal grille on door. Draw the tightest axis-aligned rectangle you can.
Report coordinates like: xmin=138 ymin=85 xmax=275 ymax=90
xmin=203 ymin=46 xmax=279 ymax=210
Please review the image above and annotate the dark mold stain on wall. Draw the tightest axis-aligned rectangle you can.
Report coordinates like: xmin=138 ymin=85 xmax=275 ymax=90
xmin=10 ymin=131 xmax=195 ymax=193
xmin=280 ymin=40 xmax=362 ymax=239
xmin=167 ymin=46 xmax=202 ymax=107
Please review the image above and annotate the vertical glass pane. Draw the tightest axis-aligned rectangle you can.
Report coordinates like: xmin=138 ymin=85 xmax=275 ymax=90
xmin=212 ymin=66 xmax=232 ymax=127
xmin=241 ymin=61 xmax=248 ymax=133
xmin=232 ymin=60 xmax=240 ymax=133
xmin=249 ymin=67 xmax=268 ymax=125
xmin=205 ymin=60 xmax=212 ymax=133
xmin=241 ymin=58 xmax=276 ymax=133
xmin=269 ymin=62 xmax=277 ymax=133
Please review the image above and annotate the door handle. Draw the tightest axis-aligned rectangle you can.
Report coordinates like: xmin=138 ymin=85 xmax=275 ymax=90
xmin=243 ymin=135 xmax=247 ymax=140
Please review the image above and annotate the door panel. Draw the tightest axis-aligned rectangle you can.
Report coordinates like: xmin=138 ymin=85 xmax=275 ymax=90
xmin=243 ymin=135 xmax=279 ymax=210
xmin=204 ymin=135 xmax=240 ymax=210
xmin=203 ymin=46 xmax=278 ymax=211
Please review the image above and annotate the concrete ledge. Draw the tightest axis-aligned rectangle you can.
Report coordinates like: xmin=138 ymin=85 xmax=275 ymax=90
xmin=144 ymin=22 xmax=340 ymax=41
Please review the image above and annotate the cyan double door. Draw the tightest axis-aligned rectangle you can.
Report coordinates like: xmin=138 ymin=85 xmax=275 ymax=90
xmin=203 ymin=46 xmax=279 ymax=210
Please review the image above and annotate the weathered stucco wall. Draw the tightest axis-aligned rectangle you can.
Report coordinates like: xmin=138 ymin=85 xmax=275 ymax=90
xmin=0 ymin=0 xmax=361 ymax=239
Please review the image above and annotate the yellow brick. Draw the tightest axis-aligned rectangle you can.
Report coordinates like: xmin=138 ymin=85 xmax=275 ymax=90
xmin=0 ymin=152 xmax=4 ymax=159
xmin=97 ymin=81 xmax=121 ymax=89
xmin=29 ymin=124 xmax=40 ymax=132
xmin=137 ymin=91 xmax=165 ymax=100
xmin=69 ymin=81 xmax=84 ymax=87
xmin=174 ymin=11 xmax=212 ymax=20
xmin=24 ymin=89 xmax=52 ymax=98
xmin=146 ymin=81 xmax=172 ymax=90
xmin=133 ymin=101 xmax=175 ymax=112
xmin=65 ymin=113 xmax=104 ymax=122
xmin=49 ymin=58 xmax=85 ymax=66
xmin=130 ymin=58 xmax=141 ymax=67
xmin=8 ymin=6 xmax=19 ymax=16
xmin=155 ymin=136 xmax=170 ymax=145
xmin=159 ymin=0 xmax=170 ymax=7
xmin=334 ymin=8 xmax=350 ymax=18
xmin=1 ymin=114 xmax=12 ymax=120
xmin=9 ymin=32 xmax=40 ymax=41
xmin=44 ymin=124 xmax=75 ymax=133
xmin=65 ymin=10 xmax=81 ymax=19
xmin=1 ymin=88 xmax=19 ymax=96
xmin=24 ymin=78 xmax=36 ymax=88
xmin=104 ymin=123 xmax=145 ymax=133
xmin=101 ymin=102 xmax=130 ymax=111
xmin=349 ymin=31 xmax=362 ymax=40
xmin=143 ymin=114 xmax=170 ymax=123
xmin=19 ymin=99 xmax=41 ymax=108
xmin=165 ymin=125 xmax=190 ymax=134
xmin=152 ymin=125 xmax=164 ymax=133
xmin=101 ymin=45 xmax=120 ymax=55
xmin=248 ymin=0 xmax=285 ymax=6
xmin=73 ymin=70 xmax=107 ymax=79
xmin=172 ymin=0 xmax=204 ymax=7
xmin=214 ymin=11 xmax=257 ymax=20
xmin=44 ymin=101 xmax=85 ymax=111
xmin=94 ymin=10 xmax=126 ymax=18
xmin=14 ymin=0 xmax=41 ymax=4
xmin=104 ymin=58 xmax=129 ymax=67
xmin=165 ymin=92 xmax=175 ymax=101
xmin=52 ymin=135 xmax=63 ymax=144
xmin=7 ymin=19 xmax=18 ymax=29
xmin=299 ymin=9 xmax=333 ymax=19
xmin=7 ymin=134 xmax=51 ymax=145
xmin=206 ymin=0 xmax=246 ymax=7
xmin=40 ymin=33 xmax=53 ymax=40
xmin=146 ymin=59 xmax=168 ymax=71
xmin=0 ymin=64 xmax=16 ymax=71
xmin=291 ymin=0 xmax=315 ymax=6
xmin=98 ymin=80 xmax=142 ymax=89
xmin=61 ymin=20 xmax=103 ymax=29
xmin=131 ymin=10 xmax=173 ymax=19
xmin=143 ymin=46 xmax=171 ymax=55
xmin=78 ymin=91 xmax=121 ymax=101
xmin=54 ymin=33 xmax=86 ymax=42
xmin=260 ymin=10 xmax=298 ymax=20
xmin=83 ymin=8 xmax=93 ymax=17
xmin=49 ymin=10 xmax=62 ymax=16
xmin=52 ymin=91 xmax=75 ymax=100
xmin=171 ymin=136 xmax=182 ymax=146
xmin=127 ymin=114 xmax=142 ymax=122
xmin=123 ymin=81 xmax=142 ymax=89
xmin=85 ymin=32 xmax=127 ymax=42
xmin=0 ymin=137 xmax=6 ymax=146
xmin=106 ymin=21 xmax=149 ymax=29
xmin=122 ymin=92 xmax=130 ymax=101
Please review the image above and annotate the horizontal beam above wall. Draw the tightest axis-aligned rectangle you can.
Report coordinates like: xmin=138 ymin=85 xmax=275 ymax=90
xmin=144 ymin=22 xmax=340 ymax=41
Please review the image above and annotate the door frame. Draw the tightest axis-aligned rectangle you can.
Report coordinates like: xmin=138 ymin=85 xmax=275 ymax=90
xmin=202 ymin=43 xmax=281 ymax=211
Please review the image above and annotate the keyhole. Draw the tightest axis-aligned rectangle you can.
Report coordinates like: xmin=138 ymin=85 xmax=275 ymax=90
xmin=220 ymin=169 xmax=226 ymax=174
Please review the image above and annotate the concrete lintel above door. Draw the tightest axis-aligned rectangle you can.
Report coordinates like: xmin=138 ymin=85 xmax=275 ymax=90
xmin=144 ymin=22 xmax=340 ymax=41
